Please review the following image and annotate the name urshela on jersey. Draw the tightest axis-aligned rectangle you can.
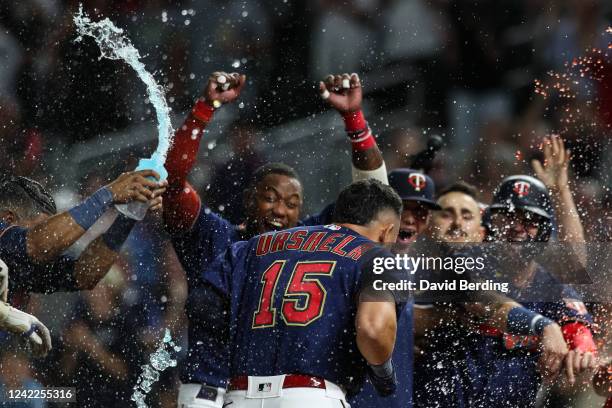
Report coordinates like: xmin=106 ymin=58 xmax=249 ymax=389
xmin=256 ymin=229 xmax=372 ymax=260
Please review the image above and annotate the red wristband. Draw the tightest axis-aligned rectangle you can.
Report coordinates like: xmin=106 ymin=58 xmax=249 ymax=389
xmin=192 ymin=99 xmax=215 ymax=123
xmin=351 ymin=131 xmax=377 ymax=150
xmin=342 ymin=110 xmax=367 ymax=132
xmin=562 ymin=322 xmax=597 ymax=353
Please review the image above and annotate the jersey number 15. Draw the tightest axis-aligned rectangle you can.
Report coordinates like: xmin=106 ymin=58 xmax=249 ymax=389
xmin=252 ymin=260 xmax=336 ymax=328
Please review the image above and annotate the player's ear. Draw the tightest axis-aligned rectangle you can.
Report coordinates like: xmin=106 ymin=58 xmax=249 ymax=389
xmin=0 ymin=210 xmax=17 ymax=224
xmin=379 ymin=222 xmax=397 ymax=244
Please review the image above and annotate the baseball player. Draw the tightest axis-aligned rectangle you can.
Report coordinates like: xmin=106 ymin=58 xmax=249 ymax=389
xmin=0 ymin=258 xmax=52 ymax=357
xmin=0 ymin=173 xmax=165 ymax=299
xmin=425 ymin=136 xmax=595 ymax=407
xmin=351 ymin=169 xmax=440 ymax=408
xmin=413 ymin=178 xmax=574 ymax=408
xmin=190 ymin=179 xmax=405 ymax=407
xmin=164 ymin=72 xmax=390 ymax=407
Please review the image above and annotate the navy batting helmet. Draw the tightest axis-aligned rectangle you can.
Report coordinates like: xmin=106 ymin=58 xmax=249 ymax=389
xmin=489 ymin=175 xmax=552 ymax=219
xmin=484 ymin=175 xmax=553 ymax=241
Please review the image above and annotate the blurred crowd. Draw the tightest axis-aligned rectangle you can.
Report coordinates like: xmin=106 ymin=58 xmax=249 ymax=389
xmin=0 ymin=0 xmax=611 ymax=407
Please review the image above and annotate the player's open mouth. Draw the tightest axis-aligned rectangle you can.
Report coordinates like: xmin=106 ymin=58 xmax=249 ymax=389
xmin=398 ymin=229 xmax=417 ymax=243
xmin=265 ymin=220 xmax=285 ymax=231
xmin=446 ymin=229 xmax=467 ymax=239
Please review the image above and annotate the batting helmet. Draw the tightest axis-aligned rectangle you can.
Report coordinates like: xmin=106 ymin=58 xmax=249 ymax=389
xmin=484 ymin=175 xmax=553 ymax=241
xmin=489 ymin=175 xmax=552 ymax=219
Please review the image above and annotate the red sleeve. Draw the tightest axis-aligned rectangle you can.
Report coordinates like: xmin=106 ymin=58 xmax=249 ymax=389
xmin=163 ymin=99 xmax=214 ymax=232
xmin=562 ymin=322 xmax=597 ymax=353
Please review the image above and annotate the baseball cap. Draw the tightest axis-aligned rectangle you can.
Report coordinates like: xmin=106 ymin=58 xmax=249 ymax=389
xmin=388 ymin=168 xmax=441 ymax=210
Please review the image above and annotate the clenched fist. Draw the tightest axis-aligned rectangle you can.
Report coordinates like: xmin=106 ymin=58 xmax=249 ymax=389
xmin=319 ymin=73 xmax=362 ymax=113
xmin=204 ymin=71 xmax=246 ymax=108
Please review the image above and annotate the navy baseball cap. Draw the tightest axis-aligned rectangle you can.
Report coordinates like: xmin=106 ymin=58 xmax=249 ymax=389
xmin=388 ymin=168 xmax=441 ymax=210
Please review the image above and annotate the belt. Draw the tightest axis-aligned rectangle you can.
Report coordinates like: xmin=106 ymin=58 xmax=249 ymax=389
xmin=228 ymin=374 xmax=326 ymax=391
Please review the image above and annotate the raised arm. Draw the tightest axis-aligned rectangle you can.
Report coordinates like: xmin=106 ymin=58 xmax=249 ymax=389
xmin=163 ymin=72 xmax=246 ymax=234
xmin=26 ymin=170 xmax=162 ymax=263
xmin=319 ymin=73 xmax=387 ymax=184
xmin=531 ymin=136 xmax=585 ymax=243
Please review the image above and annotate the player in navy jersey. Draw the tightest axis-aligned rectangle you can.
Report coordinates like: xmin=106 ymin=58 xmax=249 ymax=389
xmin=0 ymin=173 xmax=165 ymax=297
xmin=414 ymin=137 xmax=596 ymax=407
xmin=0 ymin=173 xmax=164 ymax=355
xmin=164 ymin=72 xmax=392 ymax=407
xmin=189 ymin=179 xmax=404 ymax=408
xmin=350 ymin=169 xmax=440 ymax=408
xmin=470 ymin=136 xmax=597 ymax=407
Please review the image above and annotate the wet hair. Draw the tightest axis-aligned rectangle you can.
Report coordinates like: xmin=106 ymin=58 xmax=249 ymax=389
xmin=333 ymin=179 xmax=402 ymax=226
xmin=247 ymin=163 xmax=301 ymax=191
xmin=438 ymin=181 xmax=479 ymax=201
xmin=0 ymin=175 xmax=57 ymax=219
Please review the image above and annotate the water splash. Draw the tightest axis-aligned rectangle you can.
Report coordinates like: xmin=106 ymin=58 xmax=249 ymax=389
xmin=533 ymin=27 xmax=611 ymax=136
xmin=73 ymin=4 xmax=174 ymax=164
xmin=131 ymin=329 xmax=181 ymax=408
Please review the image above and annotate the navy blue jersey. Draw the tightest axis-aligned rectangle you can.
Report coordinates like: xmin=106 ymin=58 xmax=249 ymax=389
xmin=413 ymin=263 xmax=594 ymax=408
xmin=171 ymin=204 xmax=335 ymax=286
xmin=196 ymin=224 xmax=402 ymax=395
xmin=172 ymin=206 xmax=334 ymax=386
xmin=0 ymin=221 xmax=78 ymax=298
xmin=350 ymin=302 xmax=413 ymax=408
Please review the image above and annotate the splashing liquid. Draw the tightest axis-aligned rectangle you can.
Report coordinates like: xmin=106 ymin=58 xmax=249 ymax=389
xmin=131 ymin=329 xmax=182 ymax=408
xmin=533 ymin=30 xmax=610 ymax=136
xmin=73 ymin=4 xmax=174 ymax=166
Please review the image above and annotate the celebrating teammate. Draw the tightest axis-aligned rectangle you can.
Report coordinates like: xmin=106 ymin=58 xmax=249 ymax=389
xmin=478 ymin=136 xmax=597 ymax=405
xmin=0 ymin=173 xmax=164 ymax=356
xmin=350 ymin=169 xmax=439 ymax=408
xmin=413 ymin=136 xmax=596 ymax=407
xmin=412 ymin=178 xmax=575 ymax=407
xmin=188 ymin=179 xmax=404 ymax=407
xmin=0 ymin=173 xmax=165 ymax=296
xmin=163 ymin=71 xmax=390 ymax=407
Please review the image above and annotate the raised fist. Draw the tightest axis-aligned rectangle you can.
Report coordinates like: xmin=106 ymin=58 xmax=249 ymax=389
xmin=204 ymin=72 xmax=246 ymax=108
xmin=319 ymin=73 xmax=362 ymax=113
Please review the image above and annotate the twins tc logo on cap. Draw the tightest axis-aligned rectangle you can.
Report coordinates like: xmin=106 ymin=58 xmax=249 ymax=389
xmin=513 ymin=181 xmax=531 ymax=197
xmin=408 ymin=173 xmax=426 ymax=192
